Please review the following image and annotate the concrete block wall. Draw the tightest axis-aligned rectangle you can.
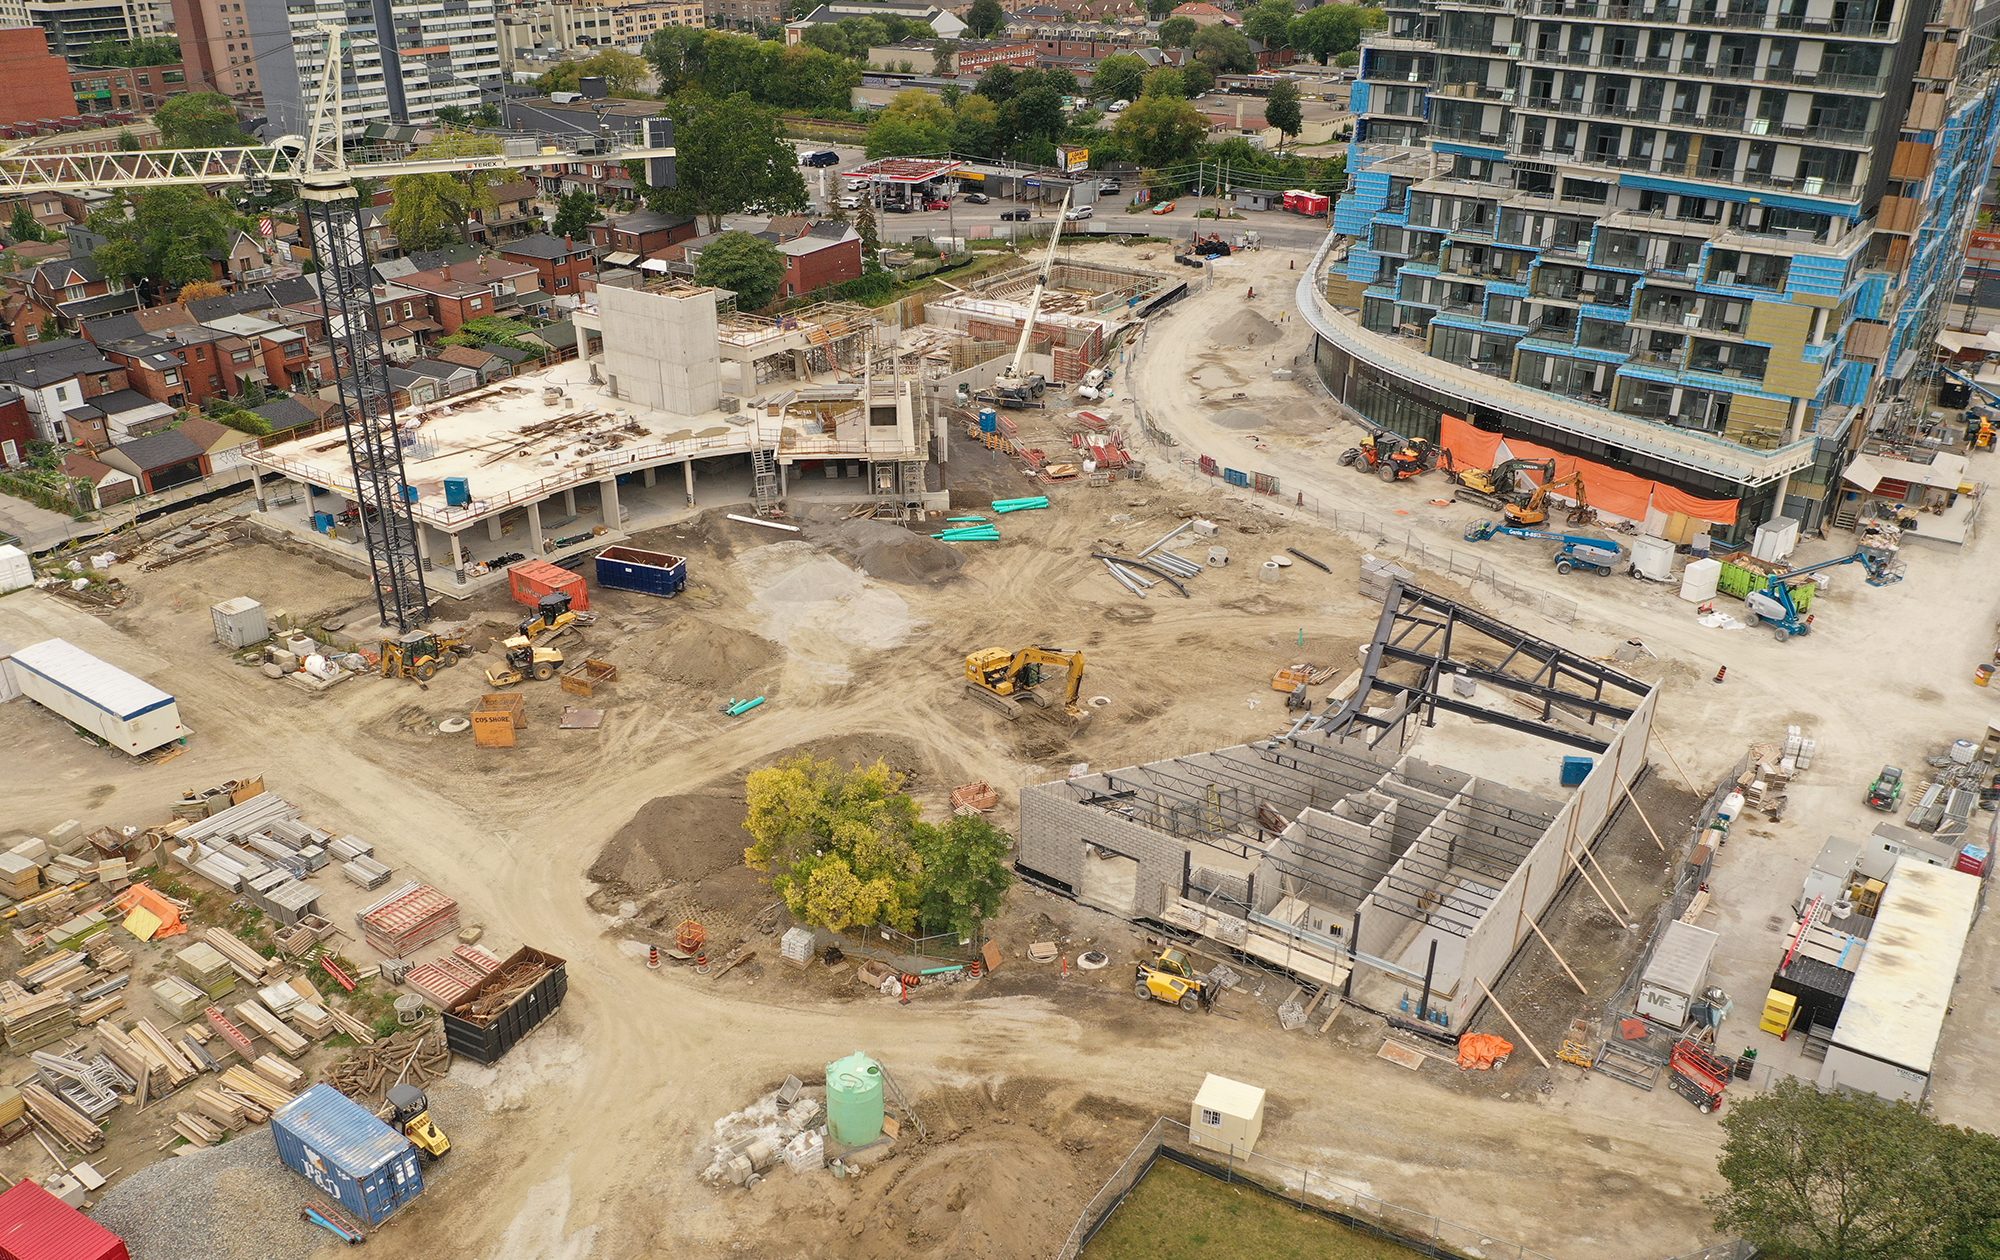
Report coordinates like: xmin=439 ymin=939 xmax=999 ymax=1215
xmin=1018 ymin=780 xmax=1193 ymax=918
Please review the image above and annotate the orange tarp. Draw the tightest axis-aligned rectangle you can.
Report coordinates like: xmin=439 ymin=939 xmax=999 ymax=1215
xmin=1436 ymin=414 xmax=1739 ymax=527
xmin=114 ymin=883 xmax=187 ymax=939
xmin=1457 ymin=1032 xmax=1515 ymax=1070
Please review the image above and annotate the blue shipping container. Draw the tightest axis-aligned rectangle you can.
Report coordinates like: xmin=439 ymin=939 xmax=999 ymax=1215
xmin=593 ymin=545 xmax=687 ymax=598
xmin=271 ymin=1084 xmax=423 ymax=1225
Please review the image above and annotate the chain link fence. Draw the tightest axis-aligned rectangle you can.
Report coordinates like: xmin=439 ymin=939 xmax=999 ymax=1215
xmin=1056 ymin=1117 xmax=1561 ymax=1260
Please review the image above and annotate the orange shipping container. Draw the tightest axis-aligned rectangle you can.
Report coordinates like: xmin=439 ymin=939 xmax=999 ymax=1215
xmin=507 ymin=560 xmax=589 ymax=612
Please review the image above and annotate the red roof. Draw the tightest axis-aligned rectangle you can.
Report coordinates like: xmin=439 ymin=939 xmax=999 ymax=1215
xmin=0 ymin=1182 xmax=130 ymax=1260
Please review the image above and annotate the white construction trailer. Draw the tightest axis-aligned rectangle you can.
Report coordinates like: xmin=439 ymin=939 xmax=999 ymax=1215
xmin=4 ymin=638 xmax=190 ymax=756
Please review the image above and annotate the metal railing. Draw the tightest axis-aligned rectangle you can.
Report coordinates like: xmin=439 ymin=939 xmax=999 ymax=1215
xmin=1056 ymin=1117 xmax=1562 ymax=1260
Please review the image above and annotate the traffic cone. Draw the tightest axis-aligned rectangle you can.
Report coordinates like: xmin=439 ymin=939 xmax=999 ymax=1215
xmin=695 ymin=952 xmax=710 ymax=974
xmin=647 ymin=944 xmax=660 ymax=970
xmin=1713 ymin=666 xmax=1727 ymax=684
xmin=1061 ymin=954 xmax=1070 ymax=979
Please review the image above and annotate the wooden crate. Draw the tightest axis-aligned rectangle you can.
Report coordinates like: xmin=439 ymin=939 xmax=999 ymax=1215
xmin=471 ymin=711 xmax=518 ymax=748
xmin=477 ymin=693 xmax=526 ymax=729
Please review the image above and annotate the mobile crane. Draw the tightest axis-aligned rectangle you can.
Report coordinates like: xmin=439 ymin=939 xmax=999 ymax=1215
xmin=1745 ymin=549 xmax=1903 ymax=641
xmin=1464 ymin=520 xmax=1625 ymax=574
xmin=963 ymin=645 xmax=1087 ymax=720
xmin=987 ymin=190 xmax=1073 ymax=409
xmin=0 ymin=26 xmax=674 ymax=634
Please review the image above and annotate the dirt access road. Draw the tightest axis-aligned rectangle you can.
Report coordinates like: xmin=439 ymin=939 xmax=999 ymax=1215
xmin=2 ymin=427 xmax=1729 ymax=1260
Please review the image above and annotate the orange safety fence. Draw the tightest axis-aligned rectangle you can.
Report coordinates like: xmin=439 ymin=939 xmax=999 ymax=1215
xmin=1437 ymin=414 xmax=1739 ymax=526
xmin=1457 ymin=1032 xmax=1515 ymax=1070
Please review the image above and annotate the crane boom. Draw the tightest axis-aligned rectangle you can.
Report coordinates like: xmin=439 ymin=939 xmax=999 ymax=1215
xmin=990 ymin=189 xmax=1072 ymax=406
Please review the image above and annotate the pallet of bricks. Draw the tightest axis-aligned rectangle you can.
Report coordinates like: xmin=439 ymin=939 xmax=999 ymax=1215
xmin=359 ymin=882 xmax=461 ymax=958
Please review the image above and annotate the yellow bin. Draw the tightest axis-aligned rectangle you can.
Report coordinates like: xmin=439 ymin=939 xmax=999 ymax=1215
xmin=1978 ymin=664 xmax=1995 ymax=687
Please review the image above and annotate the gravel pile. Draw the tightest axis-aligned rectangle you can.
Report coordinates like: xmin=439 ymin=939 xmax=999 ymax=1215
xmin=93 ymin=1130 xmax=328 ymax=1260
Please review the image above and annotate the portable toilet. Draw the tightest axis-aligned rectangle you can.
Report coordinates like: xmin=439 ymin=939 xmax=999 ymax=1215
xmin=825 ymin=1050 xmax=885 ymax=1147
xmin=1189 ymin=1073 xmax=1266 ymax=1155
xmin=444 ymin=477 xmax=471 ymax=507
xmin=0 ymin=544 xmax=30 ymax=595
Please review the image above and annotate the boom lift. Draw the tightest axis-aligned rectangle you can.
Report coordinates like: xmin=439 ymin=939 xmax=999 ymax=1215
xmin=963 ymin=645 xmax=1087 ymax=720
xmin=988 ymin=191 xmax=1073 ymax=409
xmin=1744 ymin=550 xmax=1903 ymax=641
xmin=1504 ymin=472 xmax=1594 ymax=527
xmin=1453 ymin=457 xmax=1555 ymax=509
xmin=1464 ymin=520 xmax=1625 ymax=574
xmin=0 ymin=27 xmax=674 ymax=634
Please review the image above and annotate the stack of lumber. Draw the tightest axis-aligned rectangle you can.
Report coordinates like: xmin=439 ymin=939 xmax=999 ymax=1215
xmin=201 ymin=928 xmax=278 ymax=984
xmin=99 ymin=1020 xmax=202 ymax=1098
xmin=233 ymin=1000 xmax=309 ymax=1058
xmin=358 ymin=883 xmax=459 ymax=957
xmin=325 ymin=1006 xmax=378 ymax=1046
xmin=218 ymin=1064 xmax=294 ymax=1113
xmin=86 ymin=941 xmax=130 ymax=972
xmin=2 ymin=989 xmax=76 ymax=1052
xmin=20 ymin=1081 xmax=101 ymax=1151
xmin=0 ymin=852 xmax=40 ymax=899
xmin=252 ymin=1054 xmax=305 ymax=1091
xmin=287 ymin=1002 xmax=334 ymax=1039
xmin=74 ymin=991 xmax=125 ymax=1026
xmin=151 ymin=976 xmax=208 ymax=1022
xmin=17 ymin=950 xmax=91 ymax=992
xmin=176 ymin=942 xmax=237 ymax=998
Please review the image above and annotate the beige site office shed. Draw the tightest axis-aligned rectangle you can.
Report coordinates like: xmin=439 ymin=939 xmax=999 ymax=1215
xmin=1189 ymin=1074 xmax=1266 ymax=1155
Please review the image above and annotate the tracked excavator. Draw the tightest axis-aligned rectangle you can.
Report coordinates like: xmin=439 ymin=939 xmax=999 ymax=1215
xmin=963 ymin=646 xmax=1087 ymax=720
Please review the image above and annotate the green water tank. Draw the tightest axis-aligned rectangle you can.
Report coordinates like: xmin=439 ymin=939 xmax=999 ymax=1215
xmin=825 ymin=1050 xmax=885 ymax=1147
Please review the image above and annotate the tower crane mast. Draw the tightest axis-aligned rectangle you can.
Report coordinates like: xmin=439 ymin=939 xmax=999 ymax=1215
xmin=0 ymin=24 xmax=675 ymax=630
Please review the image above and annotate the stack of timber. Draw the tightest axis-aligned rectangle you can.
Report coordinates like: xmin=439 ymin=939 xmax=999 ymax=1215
xmin=20 ymin=1081 xmax=102 ymax=1151
xmin=2 ymin=989 xmax=76 ymax=1052
xmin=175 ymin=942 xmax=237 ymax=998
xmin=201 ymin=928 xmax=279 ymax=984
xmin=233 ymin=999 xmax=309 ymax=1058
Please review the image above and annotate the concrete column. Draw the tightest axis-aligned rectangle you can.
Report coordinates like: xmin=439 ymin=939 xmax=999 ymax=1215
xmin=1768 ymin=473 xmax=1792 ymax=522
xmin=683 ymin=460 xmax=695 ymax=507
xmin=562 ymin=486 xmax=577 ymax=517
xmin=449 ymin=530 xmax=465 ymax=584
xmin=412 ymin=524 xmax=431 ymax=566
xmin=600 ymin=477 xmax=620 ymax=529
xmin=253 ymin=472 xmax=268 ymax=512
xmin=486 ymin=515 xmax=503 ymax=542
xmin=642 ymin=466 xmax=657 ymax=488
xmin=527 ymin=501 xmax=545 ymax=554
xmin=778 ymin=461 xmax=787 ymax=497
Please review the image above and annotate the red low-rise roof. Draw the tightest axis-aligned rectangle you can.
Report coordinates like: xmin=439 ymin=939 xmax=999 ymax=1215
xmin=0 ymin=1181 xmax=130 ymax=1260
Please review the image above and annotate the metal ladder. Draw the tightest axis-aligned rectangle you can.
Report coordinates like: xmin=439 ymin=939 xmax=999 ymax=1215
xmin=751 ymin=447 xmax=780 ymax=515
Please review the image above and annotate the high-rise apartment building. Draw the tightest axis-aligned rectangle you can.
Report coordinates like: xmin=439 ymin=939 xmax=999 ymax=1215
xmin=498 ymin=0 xmax=703 ymax=66
xmin=1313 ymin=0 xmax=2000 ymax=536
xmin=26 ymin=0 xmax=169 ymax=61
xmin=247 ymin=0 xmax=502 ymax=137
xmin=173 ymin=0 xmax=263 ymax=100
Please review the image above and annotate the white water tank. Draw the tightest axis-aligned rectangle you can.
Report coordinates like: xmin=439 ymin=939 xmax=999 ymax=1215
xmin=1630 ymin=535 xmax=1675 ymax=582
xmin=1679 ymin=556 xmax=1722 ymax=603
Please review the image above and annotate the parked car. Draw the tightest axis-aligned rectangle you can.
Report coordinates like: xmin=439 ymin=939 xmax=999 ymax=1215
xmin=801 ymin=150 xmax=840 ymax=167
xmin=1098 ymin=178 xmax=1121 ymax=194
xmin=1064 ymin=205 xmax=1093 ymax=221
xmin=1150 ymin=200 xmax=1178 ymax=215
xmin=837 ymin=194 xmax=863 ymax=210
xmin=965 ymin=191 xmax=990 ymax=204
xmin=1108 ymin=99 xmax=1130 ymax=113
xmin=1000 ymin=208 xmax=1031 ymax=221
xmin=884 ymin=201 xmax=915 ymax=213
xmin=924 ymin=197 xmax=951 ymax=210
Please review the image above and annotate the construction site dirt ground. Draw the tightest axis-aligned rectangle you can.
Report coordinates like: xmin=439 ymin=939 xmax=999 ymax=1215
xmin=3 ymin=235 xmax=1996 ymax=1259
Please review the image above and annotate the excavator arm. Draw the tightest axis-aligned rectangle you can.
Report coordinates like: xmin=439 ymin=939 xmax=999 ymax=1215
xmin=1011 ymin=647 xmax=1087 ymax=715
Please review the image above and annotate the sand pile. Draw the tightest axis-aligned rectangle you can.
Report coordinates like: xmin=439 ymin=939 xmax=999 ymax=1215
xmin=591 ymin=791 xmax=748 ymax=895
xmin=652 ymin=617 xmax=779 ymax=690
xmin=806 ymin=509 xmax=965 ymax=586
xmin=737 ymin=542 xmax=921 ymax=684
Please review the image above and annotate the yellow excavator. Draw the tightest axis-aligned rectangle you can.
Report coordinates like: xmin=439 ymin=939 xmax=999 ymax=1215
xmin=1453 ymin=457 xmax=1555 ymax=511
xmin=379 ymin=629 xmax=472 ymax=683
xmin=1134 ymin=948 xmax=1216 ymax=1012
xmin=1504 ymin=471 xmax=1596 ymax=528
xmin=963 ymin=645 xmax=1087 ymax=721
xmin=484 ymin=636 xmax=564 ymax=687
xmin=384 ymin=1084 xmax=449 ymax=1161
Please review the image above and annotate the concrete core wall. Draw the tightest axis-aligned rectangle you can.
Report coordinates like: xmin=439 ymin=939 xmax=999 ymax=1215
xmin=597 ymin=283 xmax=722 ymax=417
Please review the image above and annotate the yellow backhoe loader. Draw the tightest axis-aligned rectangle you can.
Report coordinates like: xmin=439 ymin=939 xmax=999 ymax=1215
xmin=963 ymin=646 xmax=1087 ymax=721
xmin=379 ymin=629 xmax=473 ymax=683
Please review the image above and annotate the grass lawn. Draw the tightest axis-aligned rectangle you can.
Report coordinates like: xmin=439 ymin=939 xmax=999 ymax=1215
xmin=1081 ymin=1159 xmax=1422 ymax=1260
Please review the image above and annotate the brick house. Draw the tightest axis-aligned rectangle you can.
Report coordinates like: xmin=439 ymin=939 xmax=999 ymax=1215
xmin=395 ymin=258 xmax=545 ymax=335
xmin=472 ymin=181 xmax=541 ymax=243
xmin=590 ymin=210 xmax=699 ymax=265
xmin=0 ymin=385 xmax=31 ymax=467
xmin=0 ymin=338 xmax=129 ymax=444
xmin=0 ymin=289 xmax=54 ymax=347
xmin=775 ymin=224 xmax=863 ymax=300
xmin=62 ymin=451 xmax=139 ymax=508
xmin=499 ymin=233 xmax=596 ymax=302
xmin=102 ymin=428 xmax=209 ymax=493
xmin=27 ymin=258 xmax=122 ymax=310
xmin=69 ymin=62 xmax=193 ymax=116
xmin=99 ymin=327 xmax=250 ymax=409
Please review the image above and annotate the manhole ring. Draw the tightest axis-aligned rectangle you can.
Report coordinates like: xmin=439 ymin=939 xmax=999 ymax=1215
xmin=438 ymin=717 xmax=471 ymax=735
xmin=1077 ymin=951 xmax=1111 ymax=970
xmin=1087 ymin=695 xmax=1113 ymax=709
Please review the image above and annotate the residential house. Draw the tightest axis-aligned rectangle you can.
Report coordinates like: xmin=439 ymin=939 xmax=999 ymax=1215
xmin=176 ymin=415 xmax=259 ymax=479
xmin=787 ymin=3 xmax=965 ymax=39
xmin=1 ymin=191 xmax=68 ymax=235
xmin=0 ymin=385 xmax=30 ymax=467
xmin=434 ymin=344 xmax=512 ymax=386
xmin=25 ymin=257 xmax=132 ymax=332
xmin=776 ymin=223 xmax=863 ymax=300
xmin=252 ymin=394 xmax=336 ymax=436
xmin=1247 ymin=37 xmax=1295 ymax=71
xmin=590 ymin=209 xmax=699 ymax=266
xmin=0 ymin=288 xmax=53 ymax=347
xmin=402 ymin=356 xmax=479 ymax=397
xmin=498 ymin=233 xmax=595 ymax=302
xmin=471 ymin=180 xmax=541 ymax=243
xmin=99 ymin=326 xmax=252 ymax=409
xmin=524 ymin=319 xmax=578 ymax=362
xmin=1167 ymin=2 xmax=1235 ymax=24
xmin=92 ymin=389 xmax=177 ymax=443
xmin=481 ymin=342 xmax=542 ymax=373
xmin=213 ymin=232 xmax=277 ymax=288
xmin=384 ymin=365 xmax=442 ymax=408
xmin=538 ymin=154 xmax=642 ymax=205
xmin=0 ymin=338 xmax=129 ymax=444
xmin=62 ymin=451 xmax=138 ymax=508
xmin=394 ymin=257 xmax=546 ymax=334
xmin=865 ymin=39 xmax=1037 ymax=74
xmin=101 ymin=428 xmax=209 ymax=494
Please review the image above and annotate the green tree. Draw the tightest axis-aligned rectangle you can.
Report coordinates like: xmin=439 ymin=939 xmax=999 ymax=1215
xmin=1710 ymin=1078 xmax=2000 ymax=1260
xmin=538 ymin=48 xmax=652 ymax=96
xmin=854 ymin=202 xmax=879 ymax=255
xmin=643 ymin=27 xmax=710 ymax=96
xmin=1194 ymin=24 xmax=1257 ymax=73
xmin=769 ymin=43 xmax=862 ymax=113
xmin=865 ymin=88 xmax=955 ymax=156
xmin=81 ymin=35 xmax=179 ymax=66
xmin=115 ymin=130 xmax=140 ymax=151
xmin=951 ymin=92 xmax=1002 ymax=153
xmin=801 ymin=23 xmax=849 ymax=56
xmin=1290 ymin=3 xmax=1381 ymax=64
xmin=154 ymin=93 xmax=248 ymax=148
xmin=975 ymin=63 xmax=1021 ymax=102
xmin=932 ymin=39 xmax=960 ymax=76
xmin=474 ymin=104 xmax=502 ymax=127
xmin=1143 ymin=0 xmax=1177 ymax=16
xmin=744 ymin=756 xmax=924 ymax=932
xmin=1093 ymin=53 xmax=1148 ymax=104
xmin=1245 ymin=0 xmax=1295 ymax=47
xmin=913 ymin=815 xmax=1013 ymax=939
xmin=966 ymin=0 xmax=1007 ymax=37
xmin=1158 ymin=15 xmax=1199 ymax=48
xmin=1143 ymin=66 xmax=1189 ymax=98
xmin=91 ymin=188 xmax=243 ymax=298
xmin=552 ymin=188 xmax=598 ymax=239
xmin=433 ymin=105 xmax=470 ymax=127
xmin=646 ymin=90 xmax=806 ymax=231
xmin=1008 ymin=84 xmax=1067 ymax=147
xmin=1111 ymin=93 xmax=1207 ymax=171
xmin=385 ymin=131 xmax=505 ymax=251
xmin=1334 ymin=49 xmax=1360 ymax=68
xmin=694 ymin=230 xmax=787 ymax=308
xmin=7 ymin=206 xmax=44 ymax=244
xmin=1265 ymin=78 xmax=1303 ymax=148
xmin=1181 ymin=60 xmax=1217 ymax=94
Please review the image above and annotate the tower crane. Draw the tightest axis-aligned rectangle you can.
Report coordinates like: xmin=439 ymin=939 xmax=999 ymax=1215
xmin=0 ymin=24 xmax=675 ymax=631
xmin=987 ymin=189 xmax=1072 ymax=408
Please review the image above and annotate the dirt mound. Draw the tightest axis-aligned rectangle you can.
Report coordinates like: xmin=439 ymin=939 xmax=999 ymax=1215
xmin=806 ymin=510 xmax=965 ymax=586
xmin=651 ymin=616 xmax=779 ymax=692
xmin=591 ymin=790 xmax=748 ymax=897
xmin=839 ymin=1140 xmax=1082 ymax=1257
xmin=773 ymin=731 xmax=930 ymax=785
